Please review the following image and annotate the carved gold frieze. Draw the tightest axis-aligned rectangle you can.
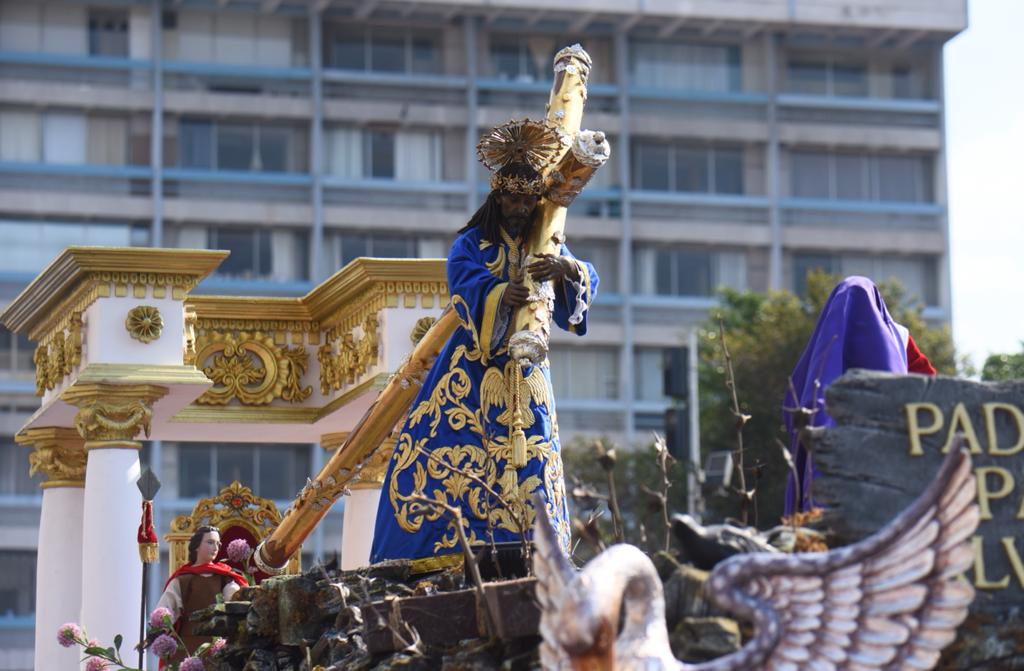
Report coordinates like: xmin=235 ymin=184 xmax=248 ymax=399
xmin=62 ymin=383 xmax=169 ymax=443
xmin=195 ymin=331 xmax=312 ymax=406
xmin=317 ymin=314 xmax=380 ymax=395
xmin=126 ymin=305 xmax=163 ymax=344
xmin=183 ymin=309 xmax=198 ymax=365
xmin=15 ymin=427 xmax=86 ymax=488
xmin=33 ymin=311 xmax=83 ymax=396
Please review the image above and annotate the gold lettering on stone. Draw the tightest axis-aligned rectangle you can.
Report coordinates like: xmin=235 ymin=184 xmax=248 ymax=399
xmin=984 ymin=402 xmax=1024 ymax=457
xmin=941 ymin=402 xmax=983 ymax=454
xmin=975 ymin=466 xmax=1014 ymax=521
xmin=973 ymin=536 xmax=1010 ymax=589
xmin=905 ymin=402 xmax=943 ymax=456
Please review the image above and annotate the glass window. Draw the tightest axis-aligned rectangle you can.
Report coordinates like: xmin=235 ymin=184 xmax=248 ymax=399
xmin=0 ymin=438 xmax=43 ymax=495
xmin=372 ymin=236 xmax=414 ymax=258
xmin=676 ymin=250 xmax=713 ymax=296
xmin=491 ymin=40 xmax=520 ymax=79
xmin=14 ymin=333 xmax=32 ymax=372
xmin=88 ymin=10 xmax=129 ymax=58
xmin=714 ymin=148 xmax=743 ymax=194
xmin=787 ymin=60 xmax=828 ymax=95
xmin=0 ymin=328 xmax=11 ymax=371
xmin=834 ymin=154 xmax=867 ymax=200
xmin=0 ymin=551 xmax=36 ymax=617
xmin=631 ymin=42 xmax=740 ymax=92
xmin=366 ymin=130 xmax=395 ymax=178
xmin=654 ymin=249 xmax=674 ymax=294
xmin=566 ymin=240 xmax=617 ymax=293
xmin=877 ymin=156 xmax=928 ymax=203
xmin=258 ymin=446 xmax=310 ymax=500
xmin=633 ymin=143 xmax=670 ymax=191
xmin=489 ymin=37 xmax=538 ymax=81
xmin=216 ymin=445 xmax=253 ymax=492
xmin=794 ymin=254 xmax=835 ymax=296
xmin=634 ymin=348 xmax=667 ymax=402
xmin=212 ymin=229 xmax=272 ymax=278
xmin=258 ymin=127 xmax=289 ymax=172
xmin=370 ymin=29 xmax=405 ymax=73
xmin=180 ymin=120 xmax=213 ymax=169
xmin=213 ymin=229 xmax=256 ymax=277
xmin=217 ymin=124 xmax=254 ymax=171
xmin=328 ymin=27 xmax=365 ymax=70
xmin=675 ymin=147 xmax=708 ymax=193
xmin=339 ymin=233 xmax=370 ymax=266
xmin=791 ymin=152 xmax=830 ymax=198
xmin=832 ymin=63 xmax=868 ymax=97
xmin=178 ymin=445 xmax=211 ymax=498
xmin=177 ymin=443 xmax=309 ymax=499
xmin=549 ymin=346 xmax=619 ymax=400
xmin=411 ymin=35 xmax=441 ymax=74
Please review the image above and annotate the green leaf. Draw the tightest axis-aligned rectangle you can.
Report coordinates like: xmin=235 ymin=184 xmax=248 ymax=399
xmin=114 ymin=634 xmax=122 ymax=652
xmin=83 ymin=646 xmax=109 ymax=657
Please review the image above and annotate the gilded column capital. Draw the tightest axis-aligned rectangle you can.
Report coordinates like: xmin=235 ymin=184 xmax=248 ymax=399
xmin=15 ymin=427 xmax=87 ymax=488
xmin=61 ymin=383 xmax=169 ymax=444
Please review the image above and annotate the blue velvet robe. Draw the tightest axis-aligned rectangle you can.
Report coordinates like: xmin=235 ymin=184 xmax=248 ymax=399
xmin=369 ymin=225 xmax=598 ymax=566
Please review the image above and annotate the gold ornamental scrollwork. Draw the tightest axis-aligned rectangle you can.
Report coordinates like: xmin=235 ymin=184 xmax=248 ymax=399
xmin=33 ymin=311 xmax=84 ymax=396
xmin=75 ymin=399 xmax=155 ymax=442
xmin=195 ymin=331 xmax=312 ymax=406
xmin=183 ymin=309 xmax=198 ymax=365
xmin=15 ymin=428 xmax=86 ymax=488
xmin=62 ymin=383 xmax=169 ymax=443
xmin=126 ymin=305 xmax=164 ymax=344
xmin=169 ymin=481 xmax=281 ymax=534
xmin=318 ymin=314 xmax=381 ymax=395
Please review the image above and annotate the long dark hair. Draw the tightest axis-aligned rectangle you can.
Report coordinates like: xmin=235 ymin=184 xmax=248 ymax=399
xmin=459 ymin=163 xmax=542 ymax=245
xmin=188 ymin=525 xmax=220 ymax=564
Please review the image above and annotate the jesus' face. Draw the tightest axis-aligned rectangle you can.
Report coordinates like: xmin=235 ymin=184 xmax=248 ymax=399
xmin=497 ymin=191 xmax=539 ymax=239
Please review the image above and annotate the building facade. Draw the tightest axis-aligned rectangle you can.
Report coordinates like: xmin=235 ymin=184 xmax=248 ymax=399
xmin=0 ymin=0 xmax=965 ymax=666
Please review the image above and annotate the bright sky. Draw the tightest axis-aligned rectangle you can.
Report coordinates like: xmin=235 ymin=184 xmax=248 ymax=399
xmin=945 ymin=0 xmax=1024 ymax=372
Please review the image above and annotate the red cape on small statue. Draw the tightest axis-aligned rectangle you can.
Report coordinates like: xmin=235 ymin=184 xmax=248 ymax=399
xmin=163 ymin=562 xmax=248 ymax=591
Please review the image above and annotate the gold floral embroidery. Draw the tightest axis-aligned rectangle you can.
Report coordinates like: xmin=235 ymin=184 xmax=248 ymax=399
xmin=386 ymin=341 xmax=570 ymax=554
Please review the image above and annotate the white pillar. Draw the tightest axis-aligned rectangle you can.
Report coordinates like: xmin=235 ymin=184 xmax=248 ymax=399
xmin=79 ymin=445 xmax=143 ymax=663
xmin=341 ymin=488 xmax=381 ymax=570
xmin=35 ymin=487 xmax=85 ymax=671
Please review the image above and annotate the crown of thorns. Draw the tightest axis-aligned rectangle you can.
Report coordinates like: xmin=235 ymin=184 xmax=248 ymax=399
xmin=488 ymin=173 xmax=545 ymax=195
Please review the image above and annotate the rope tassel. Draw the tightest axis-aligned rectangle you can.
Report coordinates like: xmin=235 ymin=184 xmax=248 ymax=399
xmin=510 ymin=360 xmax=528 ymax=468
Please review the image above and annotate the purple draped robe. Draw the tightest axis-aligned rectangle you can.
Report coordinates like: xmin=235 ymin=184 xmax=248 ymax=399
xmin=783 ymin=276 xmax=909 ymax=515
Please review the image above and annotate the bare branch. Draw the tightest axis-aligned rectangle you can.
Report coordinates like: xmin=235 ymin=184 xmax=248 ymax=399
xmin=718 ymin=317 xmax=751 ymax=524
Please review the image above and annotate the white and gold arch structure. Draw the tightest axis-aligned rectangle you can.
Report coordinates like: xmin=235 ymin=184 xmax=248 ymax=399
xmin=0 ymin=247 xmax=450 ymax=670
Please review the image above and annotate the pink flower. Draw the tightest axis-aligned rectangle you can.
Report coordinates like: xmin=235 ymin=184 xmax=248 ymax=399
xmin=180 ymin=656 xmax=205 ymax=671
xmin=207 ymin=638 xmax=226 ymax=656
xmin=150 ymin=633 xmax=178 ymax=658
xmin=225 ymin=538 xmax=251 ymax=564
xmin=149 ymin=606 xmax=174 ymax=631
xmin=56 ymin=623 xmax=82 ymax=648
xmin=84 ymin=657 xmax=108 ymax=671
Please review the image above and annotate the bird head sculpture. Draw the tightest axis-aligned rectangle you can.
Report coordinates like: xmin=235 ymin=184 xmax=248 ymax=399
xmin=533 ymin=444 xmax=979 ymax=671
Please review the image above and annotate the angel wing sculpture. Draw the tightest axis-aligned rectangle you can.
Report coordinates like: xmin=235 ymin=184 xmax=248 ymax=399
xmin=533 ymin=447 xmax=979 ymax=671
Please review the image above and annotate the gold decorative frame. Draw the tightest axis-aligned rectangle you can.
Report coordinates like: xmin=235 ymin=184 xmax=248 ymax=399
xmin=164 ymin=481 xmax=301 ymax=576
